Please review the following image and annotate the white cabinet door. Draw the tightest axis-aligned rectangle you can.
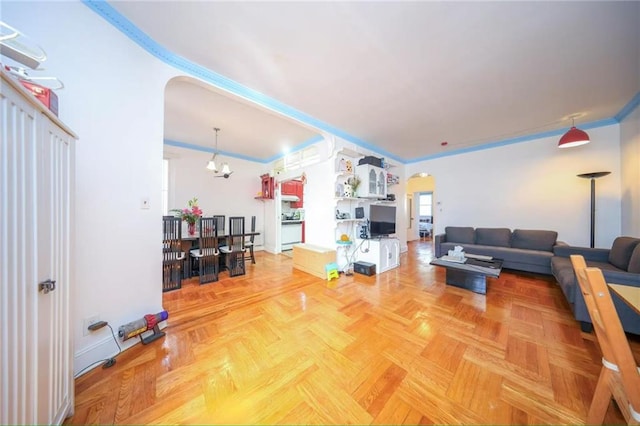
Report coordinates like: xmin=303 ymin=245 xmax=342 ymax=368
xmin=356 ymin=164 xmax=387 ymax=199
xmin=36 ymin=116 xmax=74 ymax=425
xmin=379 ymin=238 xmax=400 ymax=272
xmin=355 ymin=238 xmax=400 ymax=274
xmin=1 ymin=74 xmax=75 ymax=425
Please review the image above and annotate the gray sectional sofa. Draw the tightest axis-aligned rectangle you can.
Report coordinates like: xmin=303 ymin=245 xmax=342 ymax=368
xmin=551 ymin=237 xmax=640 ymax=335
xmin=434 ymin=227 xmax=564 ymax=275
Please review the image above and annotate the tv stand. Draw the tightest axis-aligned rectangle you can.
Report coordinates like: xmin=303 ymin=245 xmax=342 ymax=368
xmin=356 ymin=237 xmax=400 ymax=274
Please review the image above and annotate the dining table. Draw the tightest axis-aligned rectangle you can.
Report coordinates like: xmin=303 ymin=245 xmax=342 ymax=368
xmin=180 ymin=231 xmax=260 ymax=278
xmin=608 ymin=283 xmax=640 ymax=315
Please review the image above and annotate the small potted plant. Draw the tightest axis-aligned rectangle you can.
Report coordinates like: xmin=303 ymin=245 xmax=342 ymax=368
xmin=344 ymin=175 xmax=360 ymax=197
xmin=171 ymin=197 xmax=203 ymax=235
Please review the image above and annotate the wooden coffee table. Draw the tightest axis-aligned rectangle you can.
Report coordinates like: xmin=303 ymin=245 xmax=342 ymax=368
xmin=430 ymin=257 xmax=503 ymax=294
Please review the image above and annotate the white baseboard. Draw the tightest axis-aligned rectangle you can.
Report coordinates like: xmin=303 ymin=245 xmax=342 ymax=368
xmin=73 ymin=321 xmax=168 ymax=377
xmin=73 ymin=334 xmax=121 ymax=377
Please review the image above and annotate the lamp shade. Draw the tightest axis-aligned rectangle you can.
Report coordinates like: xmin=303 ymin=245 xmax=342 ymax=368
xmin=221 ymin=163 xmax=231 ymax=175
xmin=206 ymin=157 xmax=217 ymax=171
xmin=558 ymin=126 xmax=590 ymax=148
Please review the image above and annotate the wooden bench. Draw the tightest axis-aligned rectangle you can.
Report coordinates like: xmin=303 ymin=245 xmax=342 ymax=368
xmin=292 ymin=244 xmax=336 ymax=279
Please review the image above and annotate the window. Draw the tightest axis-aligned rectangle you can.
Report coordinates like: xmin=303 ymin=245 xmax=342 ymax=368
xmin=419 ymin=193 xmax=432 ymax=217
xmin=273 ymin=145 xmax=319 ymax=174
xmin=162 ymin=159 xmax=169 ymax=215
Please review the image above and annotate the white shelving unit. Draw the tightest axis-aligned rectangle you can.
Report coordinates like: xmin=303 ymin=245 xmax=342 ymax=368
xmin=332 ymin=148 xmax=400 ymax=273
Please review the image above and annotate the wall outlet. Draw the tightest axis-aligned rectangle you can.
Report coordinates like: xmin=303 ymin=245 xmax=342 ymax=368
xmin=83 ymin=315 xmax=100 ymax=336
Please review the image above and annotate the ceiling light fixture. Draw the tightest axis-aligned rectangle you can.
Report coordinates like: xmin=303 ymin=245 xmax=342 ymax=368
xmin=206 ymin=127 xmax=234 ymax=179
xmin=206 ymin=127 xmax=220 ymax=171
xmin=558 ymin=117 xmax=590 ymax=148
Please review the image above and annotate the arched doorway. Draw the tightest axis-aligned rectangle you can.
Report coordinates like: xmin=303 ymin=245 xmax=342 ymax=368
xmin=406 ymin=174 xmax=435 ymax=241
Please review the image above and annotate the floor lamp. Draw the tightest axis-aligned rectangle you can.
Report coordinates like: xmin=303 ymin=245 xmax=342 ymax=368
xmin=577 ymin=171 xmax=610 ymax=248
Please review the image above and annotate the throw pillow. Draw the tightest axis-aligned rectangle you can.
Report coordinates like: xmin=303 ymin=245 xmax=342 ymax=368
xmin=624 ymin=243 xmax=640 ymax=273
xmin=445 ymin=227 xmax=475 ymax=244
xmin=475 ymin=228 xmax=512 ymax=247
xmin=608 ymin=237 xmax=640 ymax=270
xmin=511 ymin=229 xmax=558 ymax=252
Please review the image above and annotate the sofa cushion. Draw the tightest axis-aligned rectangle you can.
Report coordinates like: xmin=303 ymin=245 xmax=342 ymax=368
xmin=608 ymin=237 xmax=640 ymax=270
xmin=475 ymin=228 xmax=511 ymax=247
xmin=512 ymin=229 xmax=558 ymax=252
xmin=627 ymin=244 xmax=640 ymax=273
xmin=551 ymin=256 xmax=577 ymax=303
xmin=445 ymin=226 xmax=475 ymax=244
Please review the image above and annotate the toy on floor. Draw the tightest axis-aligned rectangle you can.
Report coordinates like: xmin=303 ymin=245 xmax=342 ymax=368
xmin=325 ymin=262 xmax=339 ymax=281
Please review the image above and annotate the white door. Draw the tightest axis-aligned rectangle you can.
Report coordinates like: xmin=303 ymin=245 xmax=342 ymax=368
xmin=407 ymin=194 xmax=417 ymax=240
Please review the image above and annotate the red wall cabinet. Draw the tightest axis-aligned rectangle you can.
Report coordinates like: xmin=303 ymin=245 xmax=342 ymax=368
xmin=281 ymin=181 xmax=296 ymax=195
xmin=282 ymin=180 xmax=304 ymax=208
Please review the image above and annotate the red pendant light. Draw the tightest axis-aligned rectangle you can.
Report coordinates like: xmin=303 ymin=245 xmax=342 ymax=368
xmin=558 ymin=117 xmax=590 ymax=148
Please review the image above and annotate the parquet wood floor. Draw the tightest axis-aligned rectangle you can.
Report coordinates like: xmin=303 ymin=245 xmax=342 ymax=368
xmin=66 ymin=241 xmax=639 ymax=424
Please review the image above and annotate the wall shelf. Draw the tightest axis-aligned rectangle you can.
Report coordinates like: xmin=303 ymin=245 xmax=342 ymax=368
xmin=336 ymin=218 xmax=364 ymax=224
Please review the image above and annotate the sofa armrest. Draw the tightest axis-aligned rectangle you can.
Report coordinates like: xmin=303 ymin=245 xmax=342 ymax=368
xmin=553 ymin=245 xmax=610 ymax=261
xmin=434 ymin=233 xmax=446 ymax=258
xmin=602 ymin=270 xmax=640 ymax=287
xmin=554 ymin=241 xmax=569 ymax=248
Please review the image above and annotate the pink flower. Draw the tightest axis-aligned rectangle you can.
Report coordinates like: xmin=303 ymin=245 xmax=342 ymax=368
xmin=171 ymin=197 xmax=203 ymax=225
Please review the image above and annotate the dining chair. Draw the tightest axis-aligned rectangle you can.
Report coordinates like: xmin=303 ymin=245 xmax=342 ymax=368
xmin=244 ymin=215 xmax=256 ymax=264
xmin=570 ymin=255 xmax=640 ymax=425
xmin=162 ymin=216 xmax=185 ymax=291
xmin=213 ymin=215 xmax=225 ymax=235
xmin=190 ymin=217 xmax=219 ymax=284
xmin=219 ymin=216 xmax=246 ymax=276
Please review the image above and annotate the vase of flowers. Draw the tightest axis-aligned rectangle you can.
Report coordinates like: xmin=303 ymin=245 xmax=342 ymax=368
xmin=171 ymin=197 xmax=203 ymax=236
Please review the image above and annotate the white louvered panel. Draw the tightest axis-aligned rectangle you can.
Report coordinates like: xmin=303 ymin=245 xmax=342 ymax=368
xmin=1 ymin=71 xmax=75 ymax=425
xmin=38 ymin=118 xmax=73 ymax=425
xmin=1 ymin=79 xmax=39 ymax=425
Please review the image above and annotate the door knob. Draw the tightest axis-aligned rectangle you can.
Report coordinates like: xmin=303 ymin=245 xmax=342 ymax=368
xmin=39 ymin=279 xmax=56 ymax=294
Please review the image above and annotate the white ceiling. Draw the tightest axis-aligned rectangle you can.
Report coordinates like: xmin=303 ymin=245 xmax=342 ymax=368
xmin=164 ymin=77 xmax=320 ymax=161
xmin=108 ymin=1 xmax=640 ymax=163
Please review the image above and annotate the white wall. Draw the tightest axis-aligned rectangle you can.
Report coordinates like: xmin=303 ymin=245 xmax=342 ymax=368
xmin=164 ymin=145 xmax=268 ymax=247
xmin=620 ymin=104 xmax=640 ymax=237
xmin=3 ymin=2 xmax=186 ymax=374
xmin=406 ymin=124 xmax=622 ymax=248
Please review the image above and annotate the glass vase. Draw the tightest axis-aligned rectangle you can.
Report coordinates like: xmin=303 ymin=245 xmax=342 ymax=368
xmin=188 ymin=222 xmax=196 ymax=236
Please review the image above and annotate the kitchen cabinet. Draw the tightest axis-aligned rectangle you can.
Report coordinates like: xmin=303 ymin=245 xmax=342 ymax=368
xmin=282 ymin=180 xmax=304 ymax=208
xmin=281 ymin=181 xmax=296 ymax=195
xmin=356 ymin=237 xmax=400 ymax=274
xmin=356 ymin=164 xmax=387 ymax=199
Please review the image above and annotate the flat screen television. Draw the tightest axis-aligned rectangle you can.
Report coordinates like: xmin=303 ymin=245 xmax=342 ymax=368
xmin=369 ymin=204 xmax=396 ymax=237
